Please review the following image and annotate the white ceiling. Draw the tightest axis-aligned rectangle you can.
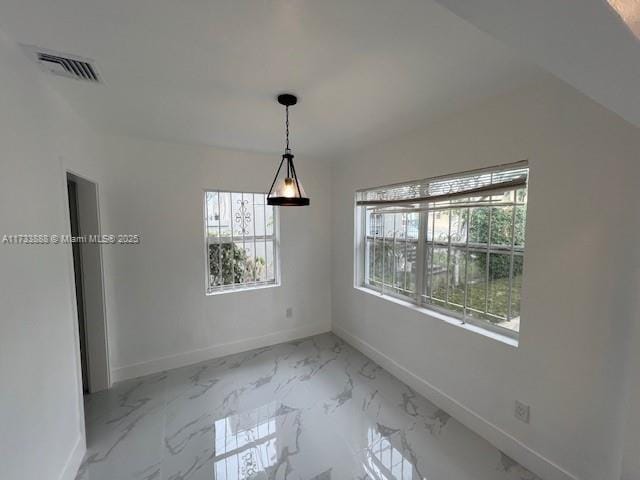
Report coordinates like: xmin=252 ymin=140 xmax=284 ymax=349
xmin=0 ymin=0 xmax=545 ymax=157
xmin=434 ymin=0 xmax=640 ymax=129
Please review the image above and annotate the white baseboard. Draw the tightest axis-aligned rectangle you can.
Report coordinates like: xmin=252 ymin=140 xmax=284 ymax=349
xmin=111 ymin=323 xmax=330 ymax=382
xmin=332 ymin=324 xmax=579 ymax=480
xmin=59 ymin=435 xmax=85 ymax=480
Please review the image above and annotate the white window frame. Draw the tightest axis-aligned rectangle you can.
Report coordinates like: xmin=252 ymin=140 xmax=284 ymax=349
xmin=354 ymin=162 xmax=528 ymax=340
xmin=203 ymin=190 xmax=280 ymax=295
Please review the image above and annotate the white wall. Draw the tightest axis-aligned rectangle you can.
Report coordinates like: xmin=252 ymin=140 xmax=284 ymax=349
xmin=64 ymin=134 xmax=332 ymax=381
xmin=330 ymin=78 xmax=640 ymax=480
xmin=2 ymin=22 xmax=638 ymax=480
xmin=621 ymin=281 xmax=640 ymax=480
xmin=0 ymin=28 xmax=331 ymax=480
xmin=0 ymin=30 xmax=101 ymax=480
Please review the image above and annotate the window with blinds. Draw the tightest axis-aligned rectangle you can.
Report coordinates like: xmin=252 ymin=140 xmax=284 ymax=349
xmin=205 ymin=191 xmax=279 ymax=294
xmin=356 ymin=161 xmax=529 ymax=336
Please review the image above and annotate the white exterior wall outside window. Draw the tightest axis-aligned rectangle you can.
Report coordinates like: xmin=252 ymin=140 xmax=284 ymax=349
xmin=205 ymin=191 xmax=279 ymax=294
xmin=356 ymin=162 xmax=529 ymax=337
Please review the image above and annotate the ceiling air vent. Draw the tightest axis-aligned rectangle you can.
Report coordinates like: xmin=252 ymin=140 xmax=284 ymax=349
xmin=22 ymin=45 xmax=101 ymax=83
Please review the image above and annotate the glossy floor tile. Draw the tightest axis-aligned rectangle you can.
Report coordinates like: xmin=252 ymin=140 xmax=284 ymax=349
xmin=77 ymin=333 xmax=541 ymax=480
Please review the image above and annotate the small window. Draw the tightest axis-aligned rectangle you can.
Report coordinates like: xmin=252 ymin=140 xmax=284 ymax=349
xmin=204 ymin=191 xmax=279 ymax=294
xmin=356 ymin=162 xmax=529 ymax=337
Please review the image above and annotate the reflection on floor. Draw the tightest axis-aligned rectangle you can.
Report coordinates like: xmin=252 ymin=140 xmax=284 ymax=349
xmin=77 ymin=333 xmax=541 ymax=480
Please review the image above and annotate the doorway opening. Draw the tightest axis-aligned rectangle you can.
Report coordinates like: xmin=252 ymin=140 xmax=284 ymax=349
xmin=67 ymin=172 xmax=110 ymax=394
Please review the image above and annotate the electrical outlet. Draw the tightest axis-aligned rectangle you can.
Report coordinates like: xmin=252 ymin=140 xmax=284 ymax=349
xmin=286 ymin=307 xmax=293 ymax=318
xmin=515 ymin=400 xmax=530 ymax=424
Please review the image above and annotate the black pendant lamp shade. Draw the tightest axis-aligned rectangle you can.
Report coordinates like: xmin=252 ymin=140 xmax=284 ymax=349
xmin=267 ymin=94 xmax=310 ymax=206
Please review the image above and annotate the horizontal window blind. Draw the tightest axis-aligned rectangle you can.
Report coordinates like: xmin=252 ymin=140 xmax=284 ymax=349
xmin=356 ymin=161 xmax=528 ymax=208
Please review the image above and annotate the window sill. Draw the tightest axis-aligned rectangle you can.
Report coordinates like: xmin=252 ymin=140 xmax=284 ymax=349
xmin=206 ymin=282 xmax=280 ymax=296
xmin=353 ymin=286 xmax=519 ymax=348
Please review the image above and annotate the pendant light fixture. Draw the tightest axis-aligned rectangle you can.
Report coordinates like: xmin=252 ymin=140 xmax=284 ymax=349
xmin=267 ymin=93 xmax=310 ymax=206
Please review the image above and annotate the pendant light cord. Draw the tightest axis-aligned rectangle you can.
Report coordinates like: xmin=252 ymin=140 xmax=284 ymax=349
xmin=285 ymin=105 xmax=290 ymax=153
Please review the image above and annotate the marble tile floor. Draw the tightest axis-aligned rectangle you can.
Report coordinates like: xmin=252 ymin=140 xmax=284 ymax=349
xmin=77 ymin=333 xmax=541 ymax=480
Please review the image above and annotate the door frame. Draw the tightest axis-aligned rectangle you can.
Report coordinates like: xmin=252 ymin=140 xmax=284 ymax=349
xmin=65 ymin=169 xmax=111 ymax=394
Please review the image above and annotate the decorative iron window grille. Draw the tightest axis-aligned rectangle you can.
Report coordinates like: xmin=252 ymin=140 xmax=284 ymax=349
xmin=205 ymin=191 xmax=279 ymax=294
